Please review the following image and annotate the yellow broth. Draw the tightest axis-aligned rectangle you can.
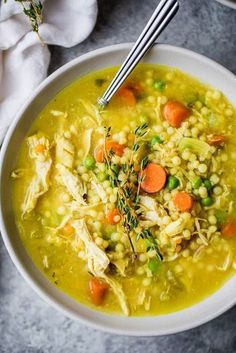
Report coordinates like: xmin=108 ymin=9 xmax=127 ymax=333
xmin=12 ymin=65 xmax=236 ymax=316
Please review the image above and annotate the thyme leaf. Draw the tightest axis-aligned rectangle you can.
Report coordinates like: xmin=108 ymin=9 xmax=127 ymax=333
xmin=140 ymin=156 xmax=148 ymax=170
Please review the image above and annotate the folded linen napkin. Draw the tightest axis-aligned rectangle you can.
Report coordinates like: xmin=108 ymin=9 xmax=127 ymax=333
xmin=0 ymin=0 xmax=98 ymax=143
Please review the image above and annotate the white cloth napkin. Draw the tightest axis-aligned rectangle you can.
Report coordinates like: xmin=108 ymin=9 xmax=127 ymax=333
xmin=0 ymin=0 xmax=98 ymax=144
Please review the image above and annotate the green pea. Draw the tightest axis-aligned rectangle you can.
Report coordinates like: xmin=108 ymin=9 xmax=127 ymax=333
xmin=192 ymin=176 xmax=202 ymax=189
xmin=139 ymin=115 xmax=149 ymax=124
xmin=153 ymin=80 xmax=166 ymax=92
xmin=203 ymin=179 xmax=213 ymax=191
xmin=215 ymin=209 xmax=227 ymax=226
xmin=84 ymin=154 xmax=96 ymax=169
xmin=148 ymin=258 xmax=161 ymax=274
xmin=201 ymin=197 xmax=214 ymax=207
xmin=97 ymin=172 xmax=107 ymax=182
xmin=167 ymin=175 xmax=180 ymax=190
xmin=150 ymin=135 xmax=163 ymax=147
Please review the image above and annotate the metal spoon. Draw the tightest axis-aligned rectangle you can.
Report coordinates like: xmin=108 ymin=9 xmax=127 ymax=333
xmin=97 ymin=0 xmax=179 ymax=107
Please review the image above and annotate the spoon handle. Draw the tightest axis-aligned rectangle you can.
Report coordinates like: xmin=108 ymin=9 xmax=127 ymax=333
xmin=98 ymin=0 xmax=179 ymax=107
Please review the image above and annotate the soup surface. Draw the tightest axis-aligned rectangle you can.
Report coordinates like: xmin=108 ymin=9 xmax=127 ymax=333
xmin=12 ymin=65 xmax=236 ymax=316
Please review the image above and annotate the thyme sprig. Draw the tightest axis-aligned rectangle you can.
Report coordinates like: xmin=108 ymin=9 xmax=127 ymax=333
xmin=137 ymin=229 xmax=163 ymax=261
xmin=5 ymin=0 xmax=44 ymax=44
xmin=103 ymin=124 xmax=163 ymax=262
xmin=103 ymin=126 xmax=138 ymax=255
xmin=134 ymin=155 xmax=148 ymax=204
xmin=125 ymin=122 xmax=149 ymax=182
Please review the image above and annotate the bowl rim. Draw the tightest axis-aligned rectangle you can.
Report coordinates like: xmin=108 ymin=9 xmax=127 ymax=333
xmin=1 ymin=43 xmax=236 ymax=336
xmin=215 ymin=0 xmax=236 ymax=9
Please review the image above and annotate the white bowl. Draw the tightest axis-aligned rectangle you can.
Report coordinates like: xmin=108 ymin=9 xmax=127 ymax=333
xmin=1 ymin=43 xmax=236 ymax=336
xmin=215 ymin=0 xmax=236 ymax=9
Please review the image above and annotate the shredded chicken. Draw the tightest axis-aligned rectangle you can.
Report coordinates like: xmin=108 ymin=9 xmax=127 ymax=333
xmin=163 ymin=217 xmax=192 ymax=237
xmin=155 ymin=96 xmax=164 ymax=121
xmin=43 ymin=255 xmax=49 ymax=269
xmin=111 ymin=258 xmax=129 ymax=277
xmin=55 ymin=135 xmax=74 ymax=169
xmin=11 ymin=168 xmax=27 ymax=179
xmin=102 ymin=275 xmax=129 ymax=316
xmin=164 ymin=253 xmax=179 ymax=262
xmin=91 ymin=179 xmax=108 ymax=203
xmin=27 ymin=134 xmax=50 ymax=158
xmin=193 ymin=245 xmax=206 ymax=260
xmin=228 ymin=201 xmax=234 ymax=214
xmin=195 ymin=218 xmax=208 ymax=245
xmin=72 ymin=219 xmax=109 ymax=273
xmin=22 ymin=135 xmax=52 ymax=215
xmin=68 ymin=201 xmax=103 ymax=214
xmin=138 ymin=196 xmax=167 ymax=227
xmin=217 ymin=246 xmax=232 ymax=271
xmin=71 ymin=219 xmax=129 ymax=315
xmin=79 ymin=99 xmax=102 ymax=126
xmin=56 ymin=164 xmax=86 ymax=206
xmin=79 ymin=129 xmax=93 ymax=161
xmin=50 ymin=110 xmax=68 ymax=118
xmin=137 ymin=289 xmax=146 ymax=306
xmin=144 ymin=295 xmax=151 ymax=311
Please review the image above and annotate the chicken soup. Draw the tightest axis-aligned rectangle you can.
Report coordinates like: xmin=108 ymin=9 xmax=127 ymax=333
xmin=12 ymin=65 xmax=236 ymax=316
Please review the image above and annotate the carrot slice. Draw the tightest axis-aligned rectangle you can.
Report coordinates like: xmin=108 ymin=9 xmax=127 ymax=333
xmin=106 ymin=140 xmax=125 ymax=156
xmin=221 ymin=220 xmax=236 ymax=239
xmin=134 ymin=164 xmax=140 ymax=172
xmin=89 ymin=278 xmax=109 ymax=306
xmin=106 ymin=208 xmax=121 ymax=225
xmin=94 ymin=140 xmax=125 ymax=163
xmin=176 ymin=245 xmax=182 ymax=253
xmin=163 ymin=100 xmax=190 ymax=128
xmin=140 ymin=163 xmax=167 ymax=193
xmin=94 ymin=146 xmax=104 ymax=163
xmin=127 ymin=133 xmax=135 ymax=142
xmin=127 ymin=82 xmax=143 ymax=96
xmin=63 ymin=223 xmax=74 ymax=235
xmin=173 ymin=191 xmax=193 ymax=212
xmin=35 ymin=144 xmax=45 ymax=153
xmin=116 ymin=87 xmax=136 ymax=106
xmin=207 ymin=135 xmax=225 ymax=146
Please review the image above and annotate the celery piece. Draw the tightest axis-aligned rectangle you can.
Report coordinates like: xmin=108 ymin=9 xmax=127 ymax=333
xmin=178 ymin=137 xmax=211 ymax=157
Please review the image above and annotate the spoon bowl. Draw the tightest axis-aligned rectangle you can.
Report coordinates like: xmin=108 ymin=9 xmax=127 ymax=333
xmin=97 ymin=0 xmax=179 ymax=107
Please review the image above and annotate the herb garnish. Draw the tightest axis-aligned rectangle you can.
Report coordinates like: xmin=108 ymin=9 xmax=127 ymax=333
xmin=134 ymin=155 xmax=148 ymax=204
xmin=102 ymin=124 xmax=163 ymax=261
xmin=137 ymin=229 xmax=163 ymax=261
xmin=5 ymin=0 xmax=44 ymax=44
